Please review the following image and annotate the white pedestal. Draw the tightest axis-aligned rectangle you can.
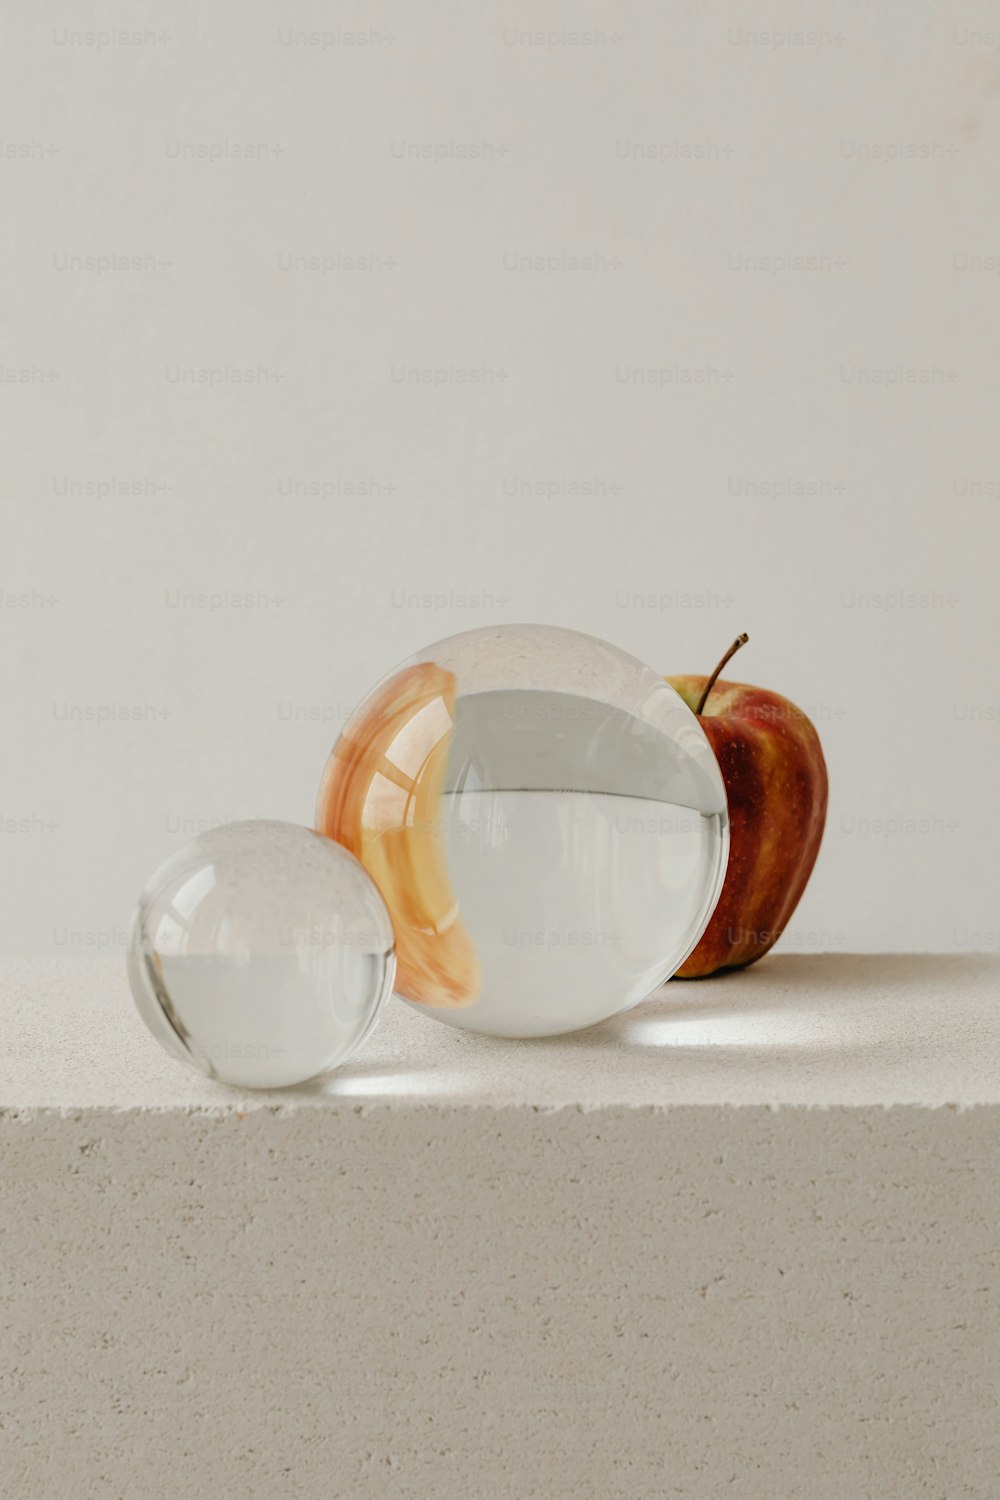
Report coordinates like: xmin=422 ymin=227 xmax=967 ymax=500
xmin=2 ymin=954 xmax=998 ymax=1498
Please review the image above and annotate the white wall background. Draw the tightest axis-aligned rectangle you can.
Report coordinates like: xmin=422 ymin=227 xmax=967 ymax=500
xmin=3 ymin=0 xmax=997 ymax=957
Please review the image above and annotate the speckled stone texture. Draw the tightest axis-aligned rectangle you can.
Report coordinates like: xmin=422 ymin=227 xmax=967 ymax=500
xmin=1 ymin=954 xmax=998 ymax=1499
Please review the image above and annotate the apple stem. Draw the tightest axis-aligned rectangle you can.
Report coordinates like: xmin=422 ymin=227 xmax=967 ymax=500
xmin=695 ymin=633 xmax=749 ymax=715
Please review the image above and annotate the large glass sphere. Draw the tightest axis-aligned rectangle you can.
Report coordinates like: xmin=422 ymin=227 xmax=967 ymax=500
xmin=128 ymin=820 xmax=395 ymax=1087
xmin=317 ymin=625 xmax=728 ymax=1038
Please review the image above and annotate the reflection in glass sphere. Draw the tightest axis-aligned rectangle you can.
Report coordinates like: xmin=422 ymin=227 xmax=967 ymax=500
xmin=317 ymin=625 xmax=728 ymax=1038
xmin=128 ymin=820 xmax=395 ymax=1087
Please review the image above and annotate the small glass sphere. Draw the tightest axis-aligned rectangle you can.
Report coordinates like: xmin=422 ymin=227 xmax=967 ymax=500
xmin=317 ymin=624 xmax=728 ymax=1038
xmin=128 ymin=820 xmax=395 ymax=1087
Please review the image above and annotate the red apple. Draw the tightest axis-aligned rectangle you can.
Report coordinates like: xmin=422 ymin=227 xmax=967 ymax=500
xmin=667 ymin=634 xmax=828 ymax=977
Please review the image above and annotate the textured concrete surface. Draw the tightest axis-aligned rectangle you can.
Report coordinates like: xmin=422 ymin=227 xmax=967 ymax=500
xmin=2 ymin=954 xmax=999 ymax=1499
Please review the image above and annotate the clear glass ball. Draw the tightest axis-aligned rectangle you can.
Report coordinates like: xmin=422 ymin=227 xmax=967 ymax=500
xmin=317 ymin=624 xmax=728 ymax=1038
xmin=128 ymin=820 xmax=396 ymax=1087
